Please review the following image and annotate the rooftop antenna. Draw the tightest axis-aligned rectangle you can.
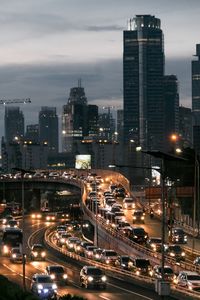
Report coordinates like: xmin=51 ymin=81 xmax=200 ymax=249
xmin=78 ymin=78 xmax=82 ymax=88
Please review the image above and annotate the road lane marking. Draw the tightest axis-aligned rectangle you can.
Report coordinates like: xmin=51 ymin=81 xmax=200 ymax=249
xmin=3 ymin=263 xmax=31 ymax=281
xmin=100 ymin=296 xmax=111 ymax=300
xmin=108 ymin=283 xmax=154 ymax=300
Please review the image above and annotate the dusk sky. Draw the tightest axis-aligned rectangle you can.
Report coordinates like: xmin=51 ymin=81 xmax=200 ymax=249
xmin=0 ymin=0 xmax=199 ymax=137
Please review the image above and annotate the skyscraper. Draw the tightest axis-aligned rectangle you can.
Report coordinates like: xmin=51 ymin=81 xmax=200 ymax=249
xmin=39 ymin=107 xmax=58 ymax=154
xmin=192 ymin=44 xmax=200 ymax=152
xmin=123 ymin=15 xmax=165 ymax=150
xmin=62 ymin=83 xmax=98 ymax=152
xmin=4 ymin=107 xmax=24 ymax=143
xmin=164 ymin=75 xmax=179 ymax=151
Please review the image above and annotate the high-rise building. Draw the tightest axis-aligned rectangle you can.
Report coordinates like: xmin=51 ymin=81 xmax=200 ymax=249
xmin=123 ymin=15 xmax=165 ymax=150
xmin=4 ymin=107 xmax=24 ymax=143
xmin=39 ymin=107 xmax=58 ymax=154
xmin=164 ymin=75 xmax=179 ymax=151
xmin=62 ymin=84 xmax=98 ymax=152
xmin=117 ymin=109 xmax=124 ymax=143
xmin=25 ymin=124 xmax=39 ymax=143
xmin=179 ymin=106 xmax=192 ymax=148
xmin=192 ymin=44 xmax=200 ymax=152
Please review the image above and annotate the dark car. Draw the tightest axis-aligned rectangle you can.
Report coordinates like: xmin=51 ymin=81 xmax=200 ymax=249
xmin=153 ymin=265 xmax=175 ymax=282
xmin=165 ymin=245 xmax=185 ymax=261
xmin=46 ymin=265 xmax=68 ymax=285
xmin=115 ymin=255 xmax=134 ymax=270
xmin=80 ymin=266 xmax=107 ymax=289
xmin=30 ymin=244 xmax=46 ymax=261
xmin=147 ymin=237 xmax=162 ymax=252
xmin=132 ymin=258 xmax=153 ymax=276
xmin=171 ymin=228 xmax=187 ymax=244
xmin=132 ymin=210 xmax=145 ymax=224
xmin=129 ymin=227 xmax=148 ymax=244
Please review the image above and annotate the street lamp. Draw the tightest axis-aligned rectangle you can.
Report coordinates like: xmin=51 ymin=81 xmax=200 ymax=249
xmin=12 ymin=167 xmax=35 ymax=291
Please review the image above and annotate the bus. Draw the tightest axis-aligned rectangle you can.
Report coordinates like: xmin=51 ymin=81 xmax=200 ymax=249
xmin=1 ymin=227 xmax=23 ymax=255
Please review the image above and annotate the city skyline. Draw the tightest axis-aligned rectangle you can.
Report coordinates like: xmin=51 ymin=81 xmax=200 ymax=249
xmin=0 ymin=0 xmax=199 ymax=138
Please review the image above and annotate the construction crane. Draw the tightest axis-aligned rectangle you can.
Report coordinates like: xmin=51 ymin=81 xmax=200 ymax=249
xmin=0 ymin=98 xmax=31 ymax=105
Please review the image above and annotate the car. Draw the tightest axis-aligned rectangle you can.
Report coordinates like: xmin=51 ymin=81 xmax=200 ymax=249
xmin=45 ymin=213 xmax=56 ymax=222
xmin=30 ymin=274 xmax=57 ymax=299
xmin=132 ymin=210 xmax=145 ymax=224
xmin=132 ymin=258 xmax=153 ymax=276
xmin=92 ymin=248 xmax=104 ymax=261
xmin=176 ymin=271 xmax=200 ymax=291
xmin=30 ymin=244 xmax=46 ymax=261
xmin=115 ymin=255 xmax=134 ymax=270
xmin=84 ymin=245 xmax=98 ymax=258
xmin=66 ymin=237 xmax=81 ymax=251
xmin=31 ymin=212 xmax=42 ymax=220
xmin=123 ymin=197 xmax=135 ymax=209
xmin=57 ymin=232 xmax=72 ymax=247
xmin=2 ymin=215 xmax=14 ymax=225
xmin=78 ymin=241 xmax=94 ymax=256
xmin=165 ymin=245 xmax=185 ymax=261
xmin=80 ymin=266 xmax=107 ymax=289
xmin=116 ymin=220 xmax=131 ymax=231
xmin=114 ymin=211 xmax=126 ymax=223
xmin=170 ymin=227 xmax=187 ymax=244
xmin=153 ymin=265 xmax=175 ymax=282
xmin=129 ymin=227 xmax=148 ymax=244
xmin=100 ymin=249 xmax=118 ymax=265
xmin=10 ymin=247 xmax=23 ymax=263
xmin=147 ymin=237 xmax=162 ymax=252
xmin=46 ymin=265 xmax=68 ymax=285
xmin=6 ymin=219 xmax=19 ymax=228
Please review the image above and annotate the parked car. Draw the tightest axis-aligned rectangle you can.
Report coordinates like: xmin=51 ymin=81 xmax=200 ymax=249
xmin=10 ymin=247 xmax=23 ymax=263
xmin=170 ymin=227 xmax=187 ymax=244
xmin=80 ymin=266 xmax=107 ymax=289
xmin=46 ymin=265 xmax=68 ymax=285
xmin=176 ymin=271 xmax=200 ymax=291
xmin=153 ymin=265 xmax=175 ymax=282
xmin=30 ymin=274 xmax=57 ymax=299
xmin=30 ymin=244 xmax=46 ymax=261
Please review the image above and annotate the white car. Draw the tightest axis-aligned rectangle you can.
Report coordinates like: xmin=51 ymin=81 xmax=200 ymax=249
xmin=123 ymin=197 xmax=135 ymax=209
xmin=176 ymin=271 xmax=200 ymax=291
xmin=10 ymin=247 xmax=23 ymax=263
xmin=31 ymin=274 xmax=57 ymax=299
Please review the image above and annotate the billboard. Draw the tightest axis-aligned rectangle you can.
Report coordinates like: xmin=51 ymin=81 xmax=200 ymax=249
xmin=75 ymin=154 xmax=91 ymax=169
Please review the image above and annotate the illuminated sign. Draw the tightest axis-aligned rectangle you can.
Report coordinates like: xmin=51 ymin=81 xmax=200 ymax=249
xmin=75 ymin=155 xmax=91 ymax=169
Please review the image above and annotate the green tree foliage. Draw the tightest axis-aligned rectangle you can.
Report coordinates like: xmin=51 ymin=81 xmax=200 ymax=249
xmin=0 ymin=275 xmax=38 ymax=300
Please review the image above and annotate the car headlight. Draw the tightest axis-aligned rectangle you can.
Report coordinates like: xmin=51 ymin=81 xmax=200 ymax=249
xmin=181 ymin=252 xmax=185 ymax=256
xmin=76 ymin=246 xmax=80 ymax=251
xmin=101 ymin=276 xmax=107 ymax=282
xmin=50 ymin=274 xmax=55 ymax=280
xmin=31 ymin=214 xmax=35 ymax=219
xmin=95 ymin=254 xmax=100 ymax=259
xmin=134 ymin=235 xmax=138 ymax=238
xmin=149 ymin=270 xmax=153 ymax=276
xmin=12 ymin=254 xmax=17 ymax=258
xmin=133 ymin=216 xmax=136 ymax=220
xmin=61 ymin=238 xmax=65 ymax=243
xmin=41 ymin=251 xmax=46 ymax=257
xmin=37 ymin=214 xmax=42 ymax=219
xmin=141 ymin=216 xmax=144 ymax=220
xmin=37 ymin=284 xmax=43 ymax=290
xmin=106 ymin=259 xmax=110 ymax=264
xmin=52 ymin=283 xmax=57 ymax=289
xmin=136 ymin=270 xmax=140 ymax=276
xmin=170 ymin=252 xmax=175 ymax=257
xmin=88 ymin=276 xmax=93 ymax=282
xmin=184 ymin=236 xmax=187 ymax=240
xmin=128 ymin=261 xmax=133 ymax=267
xmin=63 ymin=274 xmax=68 ymax=279
xmin=46 ymin=216 xmax=50 ymax=221
xmin=33 ymin=251 xmax=38 ymax=257
xmin=144 ymin=235 xmax=148 ymax=238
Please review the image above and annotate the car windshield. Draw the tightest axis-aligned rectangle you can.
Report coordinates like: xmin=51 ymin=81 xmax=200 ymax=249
xmin=134 ymin=211 xmax=143 ymax=216
xmin=115 ymin=212 xmax=124 ymax=216
xmin=169 ymin=246 xmax=181 ymax=252
xmin=12 ymin=249 xmax=21 ymax=254
xmin=37 ymin=276 xmax=52 ymax=283
xmin=87 ymin=268 xmax=104 ymax=275
xmin=33 ymin=245 xmax=43 ymax=251
xmin=134 ymin=228 xmax=145 ymax=234
xmin=135 ymin=259 xmax=150 ymax=268
xmin=105 ymin=251 xmax=117 ymax=256
xmin=124 ymin=199 xmax=134 ymax=203
xmin=187 ymin=275 xmax=200 ymax=281
xmin=49 ymin=267 xmax=64 ymax=273
xmin=150 ymin=238 xmax=161 ymax=243
xmin=158 ymin=267 xmax=173 ymax=274
xmin=121 ymin=256 xmax=130 ymax=263
xmin=174 ymin=229 xmax=184 ymax=235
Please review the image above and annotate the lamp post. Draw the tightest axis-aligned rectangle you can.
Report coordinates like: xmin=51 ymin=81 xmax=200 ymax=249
xmin=12 ymin=167 xmax=34 ymax=291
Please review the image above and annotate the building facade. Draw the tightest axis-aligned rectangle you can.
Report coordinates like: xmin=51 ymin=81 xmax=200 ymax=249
xmin=123 ymin=15 xmax=165 ymax=151
xmin=4 ymin=107 xmax=24 ymax=143
xmin=39 ymin=107 xmax=59 ymax=154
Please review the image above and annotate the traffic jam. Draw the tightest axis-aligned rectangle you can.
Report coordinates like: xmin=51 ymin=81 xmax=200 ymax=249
xmin=1 ymin=172 xmax=200 ymax=299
